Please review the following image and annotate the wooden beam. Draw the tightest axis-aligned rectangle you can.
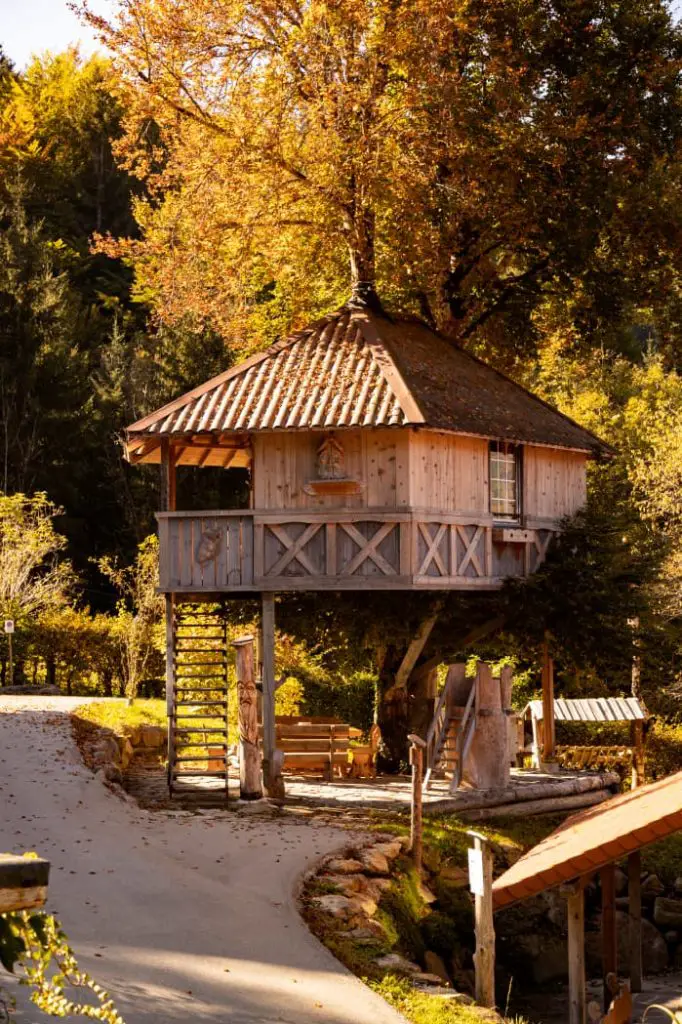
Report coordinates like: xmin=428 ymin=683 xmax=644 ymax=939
xmin=233 ymin=637 xmax=262 ymax=800
xmin=601 ymin=863 xmax=617 ymax=1012
xmin=564 ymin=880 xmax=586 ymax=1024
xmin=261 ymin=593 xmax=283 ymax=799
xmin=541 ymin=636 xmax=556 ymax=763
xmin=628 ymin=850 xmax=642 ymax=993
xmin=160 ymin=438 xmax=177 ymax=512
xmin=393 ymin=604 xmax=444 ymax=693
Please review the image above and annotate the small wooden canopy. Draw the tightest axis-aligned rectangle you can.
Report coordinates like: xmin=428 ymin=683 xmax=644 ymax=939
xmin=124 ymin=299 xmax=612 ymax=465
xmin=524 ymin=697 xmax=647 ymax=725
xmin=492 ymin=770 xmax=682 ymax=910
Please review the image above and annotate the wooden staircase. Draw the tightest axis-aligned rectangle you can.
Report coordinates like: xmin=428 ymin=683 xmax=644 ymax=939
xmin=169 ymin=604 xmax=230 ymax=798
xmin=423 ymin=665 xmax=477 ymax=793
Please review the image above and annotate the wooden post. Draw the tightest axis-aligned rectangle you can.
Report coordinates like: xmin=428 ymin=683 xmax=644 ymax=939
xmin=408 ymin=733 xmax=426 ymax=877
xmin=563 ymin=880 xmax=586 ymax=1024
xmin=631 ymin=719 xmax=645 ymax=790
xmin=541 ymin=636 xmax=556 ymax=766
xmin=159 ymin=438 xmax=177 ymax=512
xmin=233 ymin=636 xmax=262 ymax=800
xmin=260 ymin=593 xmax=283 ymax=799
xmin=601 ymin=863 xmax=617 ymax=1012
xmin=628 ymin=850 xmax=642 ymax=994
xmin=0 ymin=855 xmax=50 ymax=913
xmin=467 ymin=831 xmax=495 ymax=1009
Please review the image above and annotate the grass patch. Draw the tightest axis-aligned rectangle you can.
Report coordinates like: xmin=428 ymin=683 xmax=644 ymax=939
xmin=369 ymin=975 xmax=493 ymax=1024
xmin=73 ymin=699 xmax=166 ymax=736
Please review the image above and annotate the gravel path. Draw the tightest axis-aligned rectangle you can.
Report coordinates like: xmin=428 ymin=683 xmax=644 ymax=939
xmin=0 ymin=696 xmax=406 ymax=1024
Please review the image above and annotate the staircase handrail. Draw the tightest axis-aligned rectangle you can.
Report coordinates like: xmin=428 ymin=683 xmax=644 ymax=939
xmin=452 ymin=674 xmax=478 ymax=790
xmin=422 ymin=676 xmax=453 ymax=790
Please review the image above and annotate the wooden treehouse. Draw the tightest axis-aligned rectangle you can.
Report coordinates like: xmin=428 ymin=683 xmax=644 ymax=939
xmin=123 ymin=290 xmax=609 ymax=796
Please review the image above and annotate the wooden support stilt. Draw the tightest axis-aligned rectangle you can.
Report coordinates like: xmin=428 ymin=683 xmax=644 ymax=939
xmin=260 ymin=593 xmax=283 ymax=799
xmin=601 ymin=863 xmax=617 ymax=1012
xmin=628 ymin=850 xmax=642 ymax=993
xmin=541 ymin=636 xmax=556 ymax=767
xmin=408 ymin=733 xmax=426 ymax=876
xmin=563 ymin=880 xmax=586 ymax=1024
xmin=467 ymin=831 xmax=495 ymax=1009
xmin=631 ymin=720 xmax=645 ymax=790
xmin=234 ymin=636 xmax=262 ymax=800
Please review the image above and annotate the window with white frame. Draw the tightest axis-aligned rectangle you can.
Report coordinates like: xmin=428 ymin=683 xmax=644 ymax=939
xmin=489 ymin=442 xmax=521 ymax=522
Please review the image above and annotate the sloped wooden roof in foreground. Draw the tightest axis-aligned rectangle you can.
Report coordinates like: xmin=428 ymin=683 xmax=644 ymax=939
xmin=125 ymin=300 xmax=611 ymax=464
xmin=524 ymin=697 xmax=646 ymax=724
xmin=492 ymin=771 xmax=682 ymax=910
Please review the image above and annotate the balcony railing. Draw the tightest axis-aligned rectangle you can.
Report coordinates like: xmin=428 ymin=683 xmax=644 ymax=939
xmin=157 ymin=510 xmax=556 ymax=593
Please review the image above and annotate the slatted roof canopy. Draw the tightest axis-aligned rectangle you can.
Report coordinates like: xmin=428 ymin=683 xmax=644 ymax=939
xmin=125 ymin=302 xmax=611 ymax=464
xmin=493 ymin=771 xmax=682 ymax=910
xmin=524 ymin=697 xmax=647 ymax=724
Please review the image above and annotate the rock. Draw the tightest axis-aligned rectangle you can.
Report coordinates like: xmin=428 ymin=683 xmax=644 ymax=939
xmin=358 ymin=848 xmax=390 ymax=876
xmin=615 ymin=898 xmax=630 ymax=910
xmin=323 ymin=873 xmax=364 ymax=895
xmin=586 ymin=913 xmax=668 ymax=975
xmin=654 ymin=897 xmax=682 ymax=928
xmin=347 ymin=927 xmax=377 ymax=941
xmin=423 ymin=951 xmax=451 ymax=987
xmin=641 ymin=874 xmax=666 ymax=898
xmin=411 ymin=972 xmax=446 ymax=987
xmin=543 ymin=890 xmax=568 ymax=931
xmin=375 ymin=953 xmax=421 ymax=976
xmin=674 ymin=877 xmax=682 ymax=896
xmin=673 ymin=944 xmax=682 ymax=969
xmin=439 ymin=864 xmax=468 ymax=887
xmin=614 ymin=868 xmax=628 ymax=896
xmin=373 ymin=840 xmax=403 ymax=862
xmin=511 ymin=934 xmax=568 ymax=983
xmin=348 ymin=893 xmax=378 ymax=918
xmin=140 ymin=725 xmax=165 ymax=748
xmin=326 ymin=858 xmax=365 ymax=875
xmin=312 ymin=895 xmax=355 ymax=919
xmin=363 ymin=877 xmax=392 ymax=901
xmin=664 ymin=930 xmax=679 ymax=945
xmin=418 ymin=881 xmax=437 ymax=904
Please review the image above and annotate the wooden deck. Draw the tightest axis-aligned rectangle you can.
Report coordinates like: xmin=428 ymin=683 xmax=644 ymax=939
xmin=157 ymin=509 xmax=557 ymax=593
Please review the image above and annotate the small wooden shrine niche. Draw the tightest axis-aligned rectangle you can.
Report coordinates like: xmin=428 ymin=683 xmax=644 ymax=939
xmin=304 ymin=433 xmax=363 ymax=496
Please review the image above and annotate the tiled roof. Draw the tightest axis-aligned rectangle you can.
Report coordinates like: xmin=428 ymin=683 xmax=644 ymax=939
xmin=525 ymin=697 xmax=646 ymax=724
xmin=125 ymin=303 xmax=610 ymax=459
xmin=493 ymin=771 xmax=682 ymax=909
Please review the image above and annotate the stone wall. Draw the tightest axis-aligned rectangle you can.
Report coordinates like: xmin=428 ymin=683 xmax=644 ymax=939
xmin=71 ymin=715 xmax=166 ymax=796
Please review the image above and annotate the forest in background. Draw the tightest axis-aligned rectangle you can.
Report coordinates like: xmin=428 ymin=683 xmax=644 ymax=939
xmin=4 ymin=1 xmax=682 ymax=733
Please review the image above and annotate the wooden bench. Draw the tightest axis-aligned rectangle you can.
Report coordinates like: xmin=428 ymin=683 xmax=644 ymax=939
xmin=274 ymin=716 xmax=350 ymax=779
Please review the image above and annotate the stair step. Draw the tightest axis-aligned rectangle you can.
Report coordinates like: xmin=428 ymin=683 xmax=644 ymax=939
xmin=174 ymin=727 xmax=228 ymax=735
xmin=171 ymin=770 xmax=228 ymax=777
xmin=175 ymin=688 xmax=228 ymax=696
xmin=175 ymin=755 xmax=227 ymax=763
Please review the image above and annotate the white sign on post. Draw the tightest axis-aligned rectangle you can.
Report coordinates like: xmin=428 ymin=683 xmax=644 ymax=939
xmin=468 ymin=846 xmax=485 ymax=896
xmin=4 ymin=620 xmax=14 ymax=635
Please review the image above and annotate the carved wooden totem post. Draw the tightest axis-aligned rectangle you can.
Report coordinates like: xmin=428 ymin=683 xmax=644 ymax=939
xmin=233 ymin=636 xmax=262 ymax=800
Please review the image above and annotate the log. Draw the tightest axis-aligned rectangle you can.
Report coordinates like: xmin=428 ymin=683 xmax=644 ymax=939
xmin=468 ymin=832 xmax=495 ymax=1008
xmin=234 ymin=637 xmax=262 ymax=800
xmin=437 ymin=771 xmax=620 ymax=813
xmin=261 ymin=593 xmax=283 ymax=799
xmin=459 ymin=788 xmax=611 ymax=822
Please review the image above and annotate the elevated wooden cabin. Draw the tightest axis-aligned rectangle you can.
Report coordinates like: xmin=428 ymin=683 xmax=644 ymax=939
xmin=125 ymin=299 xmax=608 ymax=595
xmin=123 ymin=294 xmax=610 ymax=795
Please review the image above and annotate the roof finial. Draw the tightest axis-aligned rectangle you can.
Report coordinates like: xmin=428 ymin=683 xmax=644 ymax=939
xmin=347 ymin=280 xmax=385 ymax=315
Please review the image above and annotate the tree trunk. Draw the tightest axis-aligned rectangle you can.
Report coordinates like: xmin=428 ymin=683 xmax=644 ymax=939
xmin=347 ymin=207 xmax=376 ymax=288
xmin=102 ymin=669 xmax=113 ymax=697
xmin=376 ymin=645 xmax=409 ymax=772
xmin=46 ymin=654 xmax=56 ymax=688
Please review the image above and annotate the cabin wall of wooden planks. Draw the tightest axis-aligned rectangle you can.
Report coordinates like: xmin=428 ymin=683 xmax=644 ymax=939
xmin=252 ymin=429 xmax=410 ymax=510
xmin=523 ymin=447 xmax=587 ymax=522
xmin=252 ymin=429 xmax=587 ymax=523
